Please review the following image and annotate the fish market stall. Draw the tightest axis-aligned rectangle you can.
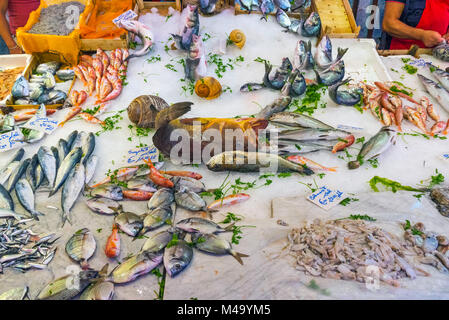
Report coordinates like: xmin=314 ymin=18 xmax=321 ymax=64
xmin=1 ymin=3 xmax=449 ymax=301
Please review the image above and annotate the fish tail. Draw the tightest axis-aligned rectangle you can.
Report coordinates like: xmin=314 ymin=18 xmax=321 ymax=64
xmin=229 ymin=250 xmax=249 ymax=265
xmin=224 ymin=222 xmax=236 ymax=232
xmin=325 ymin=166 xmax=338 ymax=172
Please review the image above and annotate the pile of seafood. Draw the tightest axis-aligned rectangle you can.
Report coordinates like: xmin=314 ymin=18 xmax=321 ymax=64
xmin=0 ymin=220 xmax=57 ymax=273
xmin=238 ymin=0 xmax=312 ymax=18
xmin=361 ymin=76 xmax=449 ymax=135
xmin=0 ymin=128 xmax=97 ymax=225
xmin=10 ymin=61 xmax=72 ymax=106
xmin=275 ymin=9 xmax=320 ymax=37
xmin=28 ymin=2 xmax=85 ymax=36
xmin=0 ymin=67 xmax=25 ymax=101
xmin=286 ymin=219 xmax=433 ymax=286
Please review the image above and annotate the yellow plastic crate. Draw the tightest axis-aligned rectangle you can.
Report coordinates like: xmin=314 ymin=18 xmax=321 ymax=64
xmin=16 ymin=0 xmax=94 ymax=66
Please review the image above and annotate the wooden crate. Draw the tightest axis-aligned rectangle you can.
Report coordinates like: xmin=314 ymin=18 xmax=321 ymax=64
xmin=80 ymin=0 xmax=139 ymax=52
xmin=377 ymin=45 xmax=432 ymax=58
xmin=312 ymin=0 xmax=360 ymax=38
xmin=234 ymin=2 xmax=303 ymax=19
xmin=139 ymin=0 xmax=182 ymax=16
xmin=2 ymin=52 xmax=76 ymax=114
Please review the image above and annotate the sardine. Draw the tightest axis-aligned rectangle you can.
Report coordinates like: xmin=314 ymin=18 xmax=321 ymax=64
xmin=206 ymin=151 xmax=314 ymax=174
xmin=348 ymin=127 xmax=396 ymax=169
xmin=164 ymin=239 xmax=193 ymax=277
xmin=50 ymin=147 xmax=82 ymax=196
xmin=65 ymin=228 xmax=96 ymax=269
xmin=15 ymin=178 xmax=42 ymax=220
xmin=192 ymin=233 xmax=249 ymax=265
xmin=61 ymin=164 xmax=85 ymax=225
xmin=114 ymin=211 xmax=143 ymax=237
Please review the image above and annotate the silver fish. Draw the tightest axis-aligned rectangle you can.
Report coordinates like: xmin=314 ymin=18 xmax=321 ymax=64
xmin=15 ymin=178 xmax=43 ymax=220
xmin=192 ymin=233 xmax=249 ymax=265
xmin=126 ymin=178 xmax=157 ymax=193
xmin=174 ymin=186 xmax=206 ymax=211
xmin=206 ymin=151 xmax=314 ymax=174
xmin=119 ymin=20 xmax=154 ymax=60
xmin=315 ymin=59 xmax=345 ymax=86
xmin=29 ymin=82 xmax=44 ymax=100
xmin=56 ymin=69 xmax=75 ymax=81
xmin=0 ymin=183 xmax=14 ymax=210
xmin=1 ymin=148 xmax=24 ymax=168
xmin=429 ymin=64 xmax=449 ymax=93
xmin=36 ymin=61 xmax=60 ymax=75
xmin=138 ymin=206 xmax=173 ymax=236
xmin=61 ymin=163 xmax=85 ymax=225
xmin=140 ymin=230 xmax=173 ymax=253
xmin=277 ymin=141 xmax=333 ymax=155
xmin=6 ymin=158 xmax=30 ymax=192
xmin=37 ymin=146 xmax=57 ymax=188
xmin=164 ymin=238 xmax=193 ymax=277
xmin=302 ymin=11 xmax=321 ymax=37
xmin=57 ymin=139 xmax=69 ymax=161
xmin=11 ymin=76 xmax=29 ymax=99
xmin=348 ymin=126 xmax=396 ymax=169
xmin=84 ymin=155 xmax=98 ymax=185
xmin=293 ymin=40 xmax=314 ymax=70
xmin=80 ymin=132 xmax=95 ymax=165
xmin=418 ymin=74 xmax=449 ymax=114
xmin=147 ymin=188 xmax=174 ymax=210
xmin=173 ymin=176 xmax=205 ymax=194
xmin=90 ymin=184 xmax=123 ymax=200
xmin=270 ymin=111 xmax=335 ymax=130
xmin=79 ymin=281 xmax=114 ymax=300
xmin=0 ymin=161 xmax=20 ymax=186
xmin=65 ymin=228 xmax=96 ymax=269
xmin=277 ymin=128 xmax=351 ymax=142
xmin=108 ymin=251 xmax=162 ymax=284
xmin=114 ymin=211 xmax=143 ymax=237
xmin=176 ymin=217 xmax=234 ymax=234
xmin=25 ymin=154 xmax=39 ymax=190
xmin=329 ymin=78 xmax=363 ymax=106
xmin=50 ymin=147 xmax=82 ymax=196
xmin=276 ymin=8 xmax=291 ymax=28
xmin=51 ymin=146 xmax=60 ymax=171
xmin=256 ymin=96 xmax=292 ymax=119
xmin=0 ymin=286 xmax=28 ymax=300
xmin=86 ymin=198 xmax=122 ymax=215
xmin=66 ymin=130 xmax=79 ymax=151
xmin=274 ymin=0 xmax=291 ymax=11
xmin=240 ymin=82 xmax=265 ymax=92
xmin=315 ymin=35 xmax=348 ymax=70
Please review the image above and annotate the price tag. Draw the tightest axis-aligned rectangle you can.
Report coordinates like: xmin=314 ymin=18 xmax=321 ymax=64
xmin=126 ymin=145 xmax=159 ymax=165
xmin=0 ymin=129 xmax=26 ymax=152
xmin=113 ymin=10 xmax=138 ymax=28
xmin=307 ymin=186 xmax=345 ymax=211
xmin=337 ymin=124 xmax=363 ymax=131
xmin=23 ymin=116 xmax=59 ymax=134
xmin=441 ymin=153 xmax=449 ymax=160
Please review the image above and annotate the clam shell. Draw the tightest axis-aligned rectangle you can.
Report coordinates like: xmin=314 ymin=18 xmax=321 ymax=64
xmin=127 ymin=95 xmax=169 ymax=128
xmin=194 ymin=77 xmax=222 ymax=100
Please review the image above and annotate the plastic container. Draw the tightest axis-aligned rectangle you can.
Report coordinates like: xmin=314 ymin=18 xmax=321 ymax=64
xmin=0 ymin=54 xmax=33 ymax=107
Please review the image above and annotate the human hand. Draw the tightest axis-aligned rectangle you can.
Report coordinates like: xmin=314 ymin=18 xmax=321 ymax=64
xmin=420 ymin=30 xmax=444 ymax=47
xmin=443 ymin=33 xmax=449 ymax=42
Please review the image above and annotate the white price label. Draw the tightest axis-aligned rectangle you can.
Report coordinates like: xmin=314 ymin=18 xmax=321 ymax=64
xmin=0 ymin=129 xmax=26 ymax=152
xmin=126 ymin=145 xmax=159 ymax=165
xmin=113 ymin=10 xmax=138 ymax=28
xmin=23 ymin=116 xmax=59 ymax=134
xmin=307 ymin=186 xmax=345 ymax=210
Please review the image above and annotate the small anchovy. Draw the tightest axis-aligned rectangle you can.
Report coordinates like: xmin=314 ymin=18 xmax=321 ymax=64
xmin=329 ymin=78 xmax=363 ymax=106
xmin=164 ymin=238 xmax=193 ymax=277
xmin=348 ymin=126 xmax=396 ymax=169
xmin=302 ymin=11 xmax=321 ymax=37
xmin=315 ymin=59 xmax=345 ymax=86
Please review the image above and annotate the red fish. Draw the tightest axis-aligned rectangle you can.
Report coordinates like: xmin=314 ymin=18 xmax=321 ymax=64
xmin=90 ymin=167 xmax=139 ymax=188
xmin=374 ymin=81 xmax=420 ymax=105
xmin=99 ymin=78 xmax=122 ymax=103
xmin=78 ymin=112 xmax=105 ymax=126
xmin=98 ymin=76 xmax=112 ymax=100
xmin=77 ymin=90 xmax=88 ymax=106
xmin=13 ymin=109 xmax=56 ymax=122
xmin=59 ymin=105 xmax=82 ymax=127
xmin=431 ymin=121 xmax=447 ymax=135
xmin=380 ymin=93 xmax=395 ymax=112
xmin=73 ymin=66 xmax=87 ymax=87
xmin=144 ymin=158 xmax=174 ymax=188
xmin=97 ymin=48 xmax=109 ymax=75
xmin=70 ymin=90 xmax=79 ymax=106
xmin=87 ymin=66 xmax=96 ymax=95
xmin=332 ymin=135 xmax=355 ymax=153
xmin=123 ymin=190 xmax=154 ymax=201
xmin=422 ymin=96 xmax=439 ymax=122
xmin=105 ymin=225 xmax=120 ymax=258
xmin=207 ymin=193 xmax=250 ymax=211
xmin=160 ymin=170 xmax=202 ymax=180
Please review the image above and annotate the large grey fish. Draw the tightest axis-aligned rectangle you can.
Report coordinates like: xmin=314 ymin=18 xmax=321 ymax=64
xmin=89 ymin=184 xmax=123 ymax=200
xmin=6 ymin=158 xmax=30 ymax=192
xmin=417 ymin=74 xmax=449 ymax=114
xmin=173 ymin=176 xmax=206 ymax=194
xmin=274 ymin=0 xmax=291 ymax=11
xmin=199 ymin=0 xmax=218 ymax=14
xmin=164 ymin=238 xmax=193 ymax=277
xmin=192 ymin=233 xmax=249 ymax=265
xmin=56 ymin=69 xmax=75 ymax=81
xmin=11 ymin=76 xmax=29 ymax=99
xmin=138 ymin=206 xmax=173 ymax=236
xmin=276 ymin=141 xmax=333 ymax=155
xmin=65 ymin=228 xmax=96 ymax=269
xmin=277 ymin=127 xmax=351 ymax=142
xmin=206 ymin=151 xmax=314 ymax=174
xmin=25 ymin=154 xmax=39 ymax=190
xmin=61 ymin=163 xmax=85 ymax=225
xmin=429 ymin=64 xmax=449 ymax=93
xmin=433 ymin=42 xmax=449 ymax=62
xmin=314 ymin=59 xmax=345 ymax=86
xmin=1 ymin=148 xmax=24 ymax=169
xmin=0 ymin=161 xmax=19 ymax=186
xmin=37 ymin=269 xmax=101 ymax=300
xmin=264 ymin=58 xmax=293 ymax=90
xmin=302 ymin=11 xmax=321 ymax=37
xmin=107 ymin=251 xmax=162 ymax=284
xmin=0 ymin=208 xmax=27 ymax=220
xmin=0 ymin=183 xmax=14 ymax=210
xmin=80 ymin=132 xmax=95 ymax=165
xmin=79 ymin=281 xmax=114 ymax=300
xmin=293 ymin=40 xmax=314 ymax=70
xmin=141 ymin=230 xmax=173 ymax=253
xmin=66 ymin=130 xmax=79 ymax=151
xmin=0 ymin=286 xmax=29 ymax=300
xmin=35 ymin=162 xmax=45 ymax=189
xmin=176 ymin=217 xmax=234 ymax=234
xmin=270 ymin=111 xmax=336 ymax=131
xmin=37 ymin=146 xmax=57 ymax=188
xmin=57 ymin=139 xmax=69 ymax=162
xmin=15 ymin=178 xmax=43 ymax=220
xmin=51 ymin=146 xmax=60 ymax=171
xmin=348 ymin=127 xmax=396 ymax=169
xmin=147 ymin=188 xmax=174 ymax=210
xmin=86 ymin=198 xmax=122 ymax=215
xmin=174 ymin=186 xmax=206 ymax=211
xmin=256 ymin=96 xmax=292 ymax=120
xmin=49 ymin=147 xmax=82 ymax=196
xmin=289 ymin=71 xmax=307 ymax=97
xmin=259 ymin=0 xmax=275 ymax=20
xmin=114 ymin=211 xmax=143 ymax=237
xmin=276 ymin=8 xmax=291 ymax=28
xmin=70 ymin=131 xmax=85 ymax=151
xmin=329 ymin=78 xmax=363 ymax=106
xmin=84 ymin=155 xmax=98 ymax=185
xmin=315 ymin=35 xmax=348 ymax=70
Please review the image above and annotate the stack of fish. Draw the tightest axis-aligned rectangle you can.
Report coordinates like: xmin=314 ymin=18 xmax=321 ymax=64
xmin=239 ymin=0 xmax=311 ymax=19
xmin=276 ymin=9 xmax=321 ymax=37
xmin=65 ymin=48 xmax=130 ymax=127
xmin=11 ymin=61 xmax=72 ymax=106
xmin=172 ymin=5 xmax=200 ymax=51
xmin=361 ymin=77 xmax=448 ymax=135
xmin=0 ymin=220 xmax=57 ymax=273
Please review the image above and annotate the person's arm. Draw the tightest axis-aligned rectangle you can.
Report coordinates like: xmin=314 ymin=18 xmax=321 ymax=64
xmin=382 ymin=1 xmax=443 ymax=47
xmin=0 ymin=0 xmax=22 ymax=53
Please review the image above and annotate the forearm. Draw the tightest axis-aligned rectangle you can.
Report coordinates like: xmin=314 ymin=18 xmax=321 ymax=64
xmin=0 ymin=13 xmax=16 ymax=47
xmin=383 ymin=19 xmax=426 ymax=42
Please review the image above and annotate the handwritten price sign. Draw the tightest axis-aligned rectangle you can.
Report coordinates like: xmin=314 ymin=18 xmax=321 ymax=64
xmin=126 ymin=145 xmax=159 ymax=165
xmin=0 ymin=129 xmax=25 ymax=152
xmin=307 ymin=186 xmax=345 ymax=210
xmin=23 ymin=116 xmax=59 ymax=134
xmin=113 ymin=10 xmax=138 ymax=28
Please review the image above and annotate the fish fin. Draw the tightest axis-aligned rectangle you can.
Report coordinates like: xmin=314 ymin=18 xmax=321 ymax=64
xmin=230 ymin=250 xmax=249 ymax=265
xmin=98 ymin=263 xmax=109 ymax=277
xmin=327 ymin=167 xmax=338 ymax=172
xmin=154 ymin=102 xmax=193 ymax=130
xmin=224 ymin=222 xmax=236 ymax=232
xmin=336 ymin=47 xmax=349 ymax=60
